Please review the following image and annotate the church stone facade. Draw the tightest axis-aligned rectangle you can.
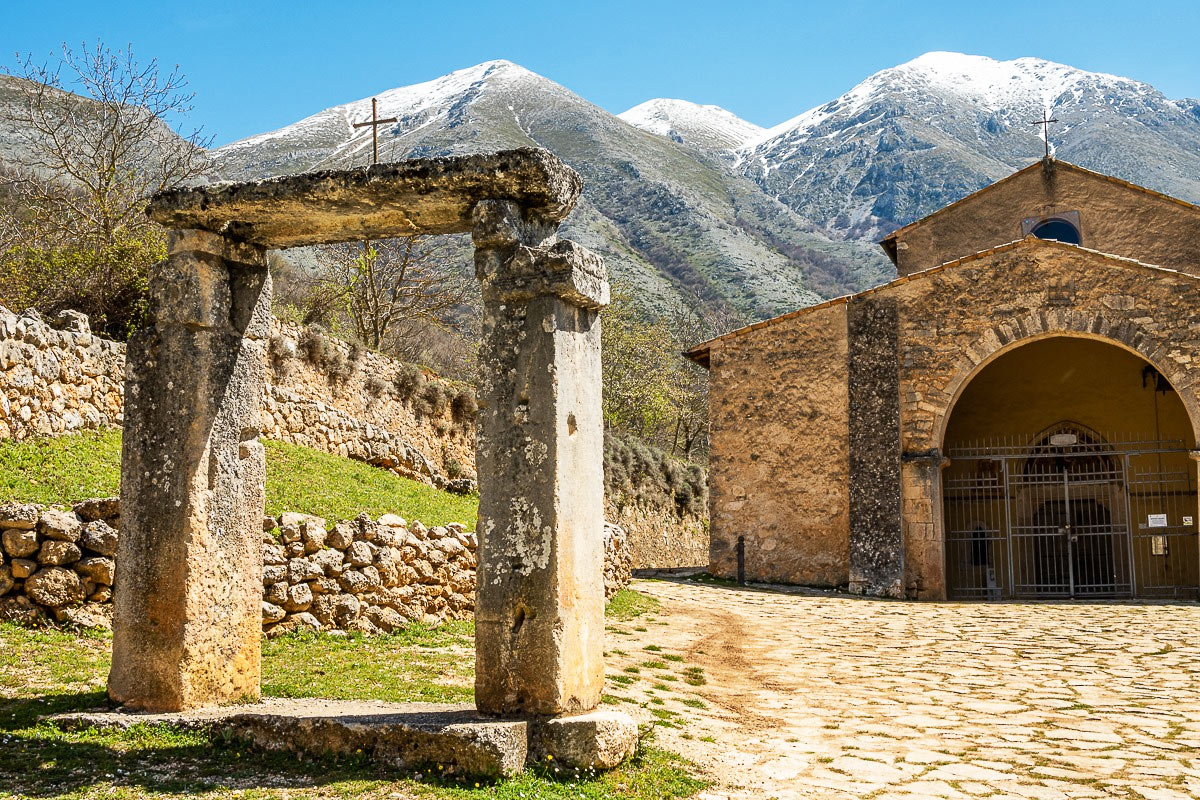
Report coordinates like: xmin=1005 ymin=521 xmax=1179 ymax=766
xmin=688 ymin=160 xmax=1200 ymax=600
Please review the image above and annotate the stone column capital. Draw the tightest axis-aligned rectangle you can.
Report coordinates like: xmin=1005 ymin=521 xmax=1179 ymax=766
xmin=167 ymin=229 xmax=267 ymax=269
xmin=480 ymin=240 xmax=610 ymax=309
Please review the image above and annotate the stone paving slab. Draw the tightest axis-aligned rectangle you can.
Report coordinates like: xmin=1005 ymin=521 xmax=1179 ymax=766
xmin=606 ymin=579 xmax=1200 ymax=800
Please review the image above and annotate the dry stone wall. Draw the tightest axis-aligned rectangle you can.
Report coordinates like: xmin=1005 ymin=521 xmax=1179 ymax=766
xmin=0 ymin=307 xmax=473 ymax=489
xmin=264 ymin=320 xmax=477 ymax=489
xmin=0 ymin=499 xmax=632 ymax=631
xmin=0 ymin=308 xmax=125 ymax=440
xmin=0 ymin=307 xmax=705 ymax=568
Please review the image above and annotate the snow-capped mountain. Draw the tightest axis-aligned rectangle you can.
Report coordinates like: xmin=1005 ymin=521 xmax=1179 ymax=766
xmin=618 ymin=99 xmax=763 ymax=155
xmin=736 ymin=52 xmax=1200 ymax=241
xmin=6 ymin=52 xmax=1199 ymax=326
xmin=213 ymin=60 xmax=889 ymax=319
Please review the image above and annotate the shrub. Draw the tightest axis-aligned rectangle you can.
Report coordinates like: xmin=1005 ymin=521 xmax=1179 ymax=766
xmin=393 ymin=364 xmax=425 ymax=400
xmin=415 ymin=381 xmax=450 ymax=418
xmin=298 ymin=326 xmax=357 ymax=384
xmin=267 ymin=334 xmax=296 ymax=373
xmin=451 ymin=390 xmax=478 ymax=424
xmin=604 ymin=431 xmax=707 ymax=518
xmin=365 ymin=375 xmax=390 ymax=398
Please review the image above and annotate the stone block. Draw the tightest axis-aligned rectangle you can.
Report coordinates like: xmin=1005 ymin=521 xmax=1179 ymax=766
xmin=75 ymin=556 xmax=115 ymax=586
xmin=38 ymin=540 xmax=82 ymax=566
xmin=0 ymin=503 xmax=39 ymax=531
xmin=2 ymin=528 xmax=38 ymax=558
xmin=39 ymin=509 xmax=83 ymax=542
xmin=79 ymin=520 xmax=119 ymax=557
xmin=528 ymin=710 xmax=639 ymax=770
xmin=73 ymin=497 xmax=120 ymax=522
xmin=25 ymin=567 xmax=86 ymax=608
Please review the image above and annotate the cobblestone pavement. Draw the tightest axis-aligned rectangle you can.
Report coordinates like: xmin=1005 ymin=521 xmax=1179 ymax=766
xmin=604 ymin=578 xmax=1200 ymax=800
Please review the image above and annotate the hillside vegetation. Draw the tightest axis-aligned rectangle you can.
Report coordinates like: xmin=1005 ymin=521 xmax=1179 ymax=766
xmin=0 ymin=429 xmax=479 ymax=528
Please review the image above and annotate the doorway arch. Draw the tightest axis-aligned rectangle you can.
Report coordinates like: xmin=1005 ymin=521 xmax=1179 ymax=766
xmin=938 ymin=336 xmax=1200 ymax=599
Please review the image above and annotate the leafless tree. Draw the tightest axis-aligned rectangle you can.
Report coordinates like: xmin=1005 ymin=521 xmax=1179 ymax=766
xmin=3 ymin=40 xmax=211 ymax=246
xmin=0 ymin=42 xmax=211 ymax=335
xmin=314 ymin=236 xmax=473 ymax=351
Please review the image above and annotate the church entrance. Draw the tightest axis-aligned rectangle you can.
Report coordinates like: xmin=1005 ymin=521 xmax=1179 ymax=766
xmin=940 ymin=338 xmax=1200 ymax=600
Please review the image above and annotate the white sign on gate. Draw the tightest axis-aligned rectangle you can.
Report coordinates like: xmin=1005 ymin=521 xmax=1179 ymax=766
xmin=1148 ymin=513 xmax=1169 ymax=528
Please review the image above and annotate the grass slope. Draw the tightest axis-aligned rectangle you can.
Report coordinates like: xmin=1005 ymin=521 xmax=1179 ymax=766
xmin=0 ymin=429 xmax=479 ymax=529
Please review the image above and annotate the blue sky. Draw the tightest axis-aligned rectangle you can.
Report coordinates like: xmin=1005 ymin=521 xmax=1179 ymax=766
xmin=3 ymin=0 xmax=1198 ymax=146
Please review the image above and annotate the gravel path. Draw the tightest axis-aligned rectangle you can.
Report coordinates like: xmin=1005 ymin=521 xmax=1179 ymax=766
xmin=606 ymin=578 xmax=1200 ymax=800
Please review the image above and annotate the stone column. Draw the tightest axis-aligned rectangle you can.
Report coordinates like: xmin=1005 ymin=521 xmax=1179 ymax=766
xmin=471 ymin=199 xmax=609 ymax=716
xmin=847 ymin=295 xmax=904 ymax=598
xmin=108 ymin=230 xmax=270 ymax=712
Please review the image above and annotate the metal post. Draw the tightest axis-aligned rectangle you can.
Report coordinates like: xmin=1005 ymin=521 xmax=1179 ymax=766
xmin=736 ymin=536 xmax=745 ymax=585
xmin=1064 ymin=466 xmax=1076 ymax=598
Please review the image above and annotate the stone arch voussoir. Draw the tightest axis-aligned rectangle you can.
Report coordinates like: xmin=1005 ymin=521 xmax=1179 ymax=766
xmin=932 ymin=315 xmax=1200 ymax=451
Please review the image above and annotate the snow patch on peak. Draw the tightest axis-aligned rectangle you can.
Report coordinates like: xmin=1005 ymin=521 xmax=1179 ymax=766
xmin=740 ymin=51 xmax=1155 ymax=153
xmin=619 ymin=98 xmax=763 ymax=151
xmin=217 ymin=59 xmax=541 ymax=153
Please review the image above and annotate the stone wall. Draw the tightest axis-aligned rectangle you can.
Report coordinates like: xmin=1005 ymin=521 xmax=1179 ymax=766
xmin=605 ymin=500 xmax=707 ymax=570
xmin=0 ymin=309 xmax=125 ymax=440
xmin=264 ymin=321 xmax=477 ymax=489
xmin=0 ymin=500 xmax=632 ymax=631
xmin=0 ymin=307 xmax=474 ymax=489
xmin=705 ymin=301 xmax=851 ymax=587
xmin=0 ymin=307 xmax=704 ymax=567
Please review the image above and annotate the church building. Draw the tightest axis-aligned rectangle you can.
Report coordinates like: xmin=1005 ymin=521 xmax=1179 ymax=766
xmin=686 ymin=159 xmax=1200 ymax=600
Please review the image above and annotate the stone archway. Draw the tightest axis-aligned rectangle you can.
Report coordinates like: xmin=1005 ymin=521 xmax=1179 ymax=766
xmin=106 ymin=150 xmax=617 ymax=725
xmin=932 ymin=333 xmax=1200 ymax=600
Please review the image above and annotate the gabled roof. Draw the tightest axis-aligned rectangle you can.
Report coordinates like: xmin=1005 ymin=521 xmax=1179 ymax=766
xmin=876 ymin=159 xmax=1200 ymax=265
xmin=684 ymin=235 xmax=1200 ymax=368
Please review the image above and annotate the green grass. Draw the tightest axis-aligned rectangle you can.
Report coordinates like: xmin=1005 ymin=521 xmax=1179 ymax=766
xmin=604 ymin=590 xmax=661 ymax=621
xmin=0 ymin=429 xmax=479 ymax=529
xmin=0 ymin=622 xmax=705 ymax=799
xmin=263 ymin=439 xmax=478 ymax=527
xmin=0 ymin=429 xmax=123 ymax=503
xmin=261 ymin=622 xmax=476 ymax=704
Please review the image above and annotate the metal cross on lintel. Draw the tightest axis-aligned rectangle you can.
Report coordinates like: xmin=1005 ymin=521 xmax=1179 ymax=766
xmin=352 ymin=97 xmax=399 ymax=165
xmin=1031 ymin=107 xmax=1060 ymax=160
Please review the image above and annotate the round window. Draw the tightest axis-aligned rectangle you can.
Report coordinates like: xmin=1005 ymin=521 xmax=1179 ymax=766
xmin=1030 ymin=218 xmax=1081 ymax=245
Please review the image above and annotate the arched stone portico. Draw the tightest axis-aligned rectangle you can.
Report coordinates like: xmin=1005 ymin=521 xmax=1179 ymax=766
xmin=896 ymin=265 xmax=1200 ymax=599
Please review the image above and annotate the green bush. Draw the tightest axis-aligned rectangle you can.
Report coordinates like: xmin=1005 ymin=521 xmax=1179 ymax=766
xmin=604 ymin=432 xmax=707 ymax=518
xmin=0 ymin=233 xmax=164 ymax=339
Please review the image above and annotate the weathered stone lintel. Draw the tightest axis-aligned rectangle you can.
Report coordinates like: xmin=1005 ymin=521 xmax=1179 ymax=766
xmin=147 ymin=149 xmax=583 ymax=249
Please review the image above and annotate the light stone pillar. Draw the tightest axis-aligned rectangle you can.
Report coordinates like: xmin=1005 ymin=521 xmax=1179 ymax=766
xmin=471 ymin=199 xmax=610 ymax=716
xmin=108 ymin=230 xmax=270 ymax=712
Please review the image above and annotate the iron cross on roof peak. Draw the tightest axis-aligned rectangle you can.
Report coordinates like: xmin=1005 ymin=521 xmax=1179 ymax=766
xmin=352 ymin=98 xmax=399 ymax=165
xmin=1031 ymin=107 xmax=1060 ymax=161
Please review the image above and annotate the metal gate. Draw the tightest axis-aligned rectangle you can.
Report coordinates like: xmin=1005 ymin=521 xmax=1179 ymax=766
xmin=943 ymin=431 xmax=1200 ymax=600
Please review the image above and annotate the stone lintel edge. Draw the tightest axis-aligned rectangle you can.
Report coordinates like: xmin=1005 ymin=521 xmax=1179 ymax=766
xmin=482 ymin=240 xmax=610 ymax=310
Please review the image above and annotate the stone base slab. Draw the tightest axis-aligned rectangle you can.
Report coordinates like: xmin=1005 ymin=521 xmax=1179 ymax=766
xmin=529 ymin=710 xmax=640 ymax=769
xmin=48 ymin=700 xmax=637 ymax=777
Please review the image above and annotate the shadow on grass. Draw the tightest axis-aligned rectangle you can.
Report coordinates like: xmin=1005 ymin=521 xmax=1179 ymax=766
xmin=0 ymin=693 xmax=706 ymax=799
xmin=0 ymin=691 xmax=391 ymax=797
